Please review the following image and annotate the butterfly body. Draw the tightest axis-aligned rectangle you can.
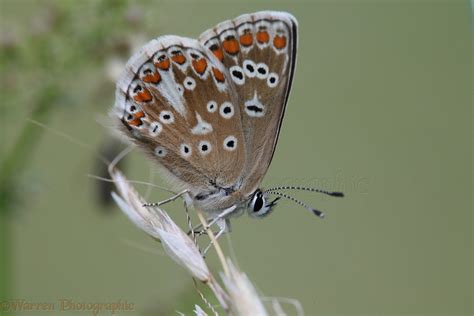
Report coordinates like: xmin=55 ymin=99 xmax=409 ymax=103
xmin=113 ymin=11 xmax=298 ymax=219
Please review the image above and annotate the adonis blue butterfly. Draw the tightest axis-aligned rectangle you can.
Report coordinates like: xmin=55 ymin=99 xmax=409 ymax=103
xmin=112 ymin=11 xmax=343 ymax=234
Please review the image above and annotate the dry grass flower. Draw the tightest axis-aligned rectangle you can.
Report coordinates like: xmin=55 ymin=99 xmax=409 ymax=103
xmin=220 ymin=260 xmax=268 ymax=316
xmin=109 ymin=165 xmax=301 ymax=315
xmin=109 ymin=166 xmax=210 ymax=282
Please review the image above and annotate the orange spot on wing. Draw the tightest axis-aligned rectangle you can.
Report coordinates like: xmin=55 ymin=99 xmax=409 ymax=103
xmin=143 ymin=72 xmax=161 ymax=84
xmin=129 ymin=118 xmax=143 ymax=127
xmin=211 ymin=46 xmax=224 ymax=61
xmin=273 ymin=35 xmax=287 ymax=50
xmin=128 ymin=111 xmax=145 ymax=127
xmin=222 ymin=38 xmax=240 ymax=55
xmin=133 ymin=89 xmax=152 ymax=102
xmin=256 ymin=31 xmax=269 ymax=44
xmin=155 ymin=58 xmax=170 ymax=71
xmin=171 ymin=54 xmax=186 ymax=65
xmin=134 ymin=111 xmax=145 ymax=119
xmin=212 ymin=67 xmax=225 ymax=83
xmin=192 ymin=58 xmax=208 ymax=75
xmin=239 ymin=33 xmax=253 ymax=47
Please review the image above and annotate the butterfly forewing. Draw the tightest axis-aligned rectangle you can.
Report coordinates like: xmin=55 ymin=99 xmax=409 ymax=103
xmin=199 ymin=11 xmax=298 ymax=195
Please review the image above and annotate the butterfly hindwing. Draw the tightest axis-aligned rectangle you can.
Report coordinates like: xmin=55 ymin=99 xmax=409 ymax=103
xmin=114 ymin=36 xmax=247 ymax=195
xmin=199 ymin=11 xmax=298 ymax=195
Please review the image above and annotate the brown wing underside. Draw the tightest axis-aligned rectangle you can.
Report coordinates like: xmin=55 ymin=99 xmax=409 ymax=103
xmin=113 ymin=11 xmax=298 ymax=211
xmin=199 ymin=11 xmax=298 ymax=196
xmin=114 ymin=36 xmax=246 ymax=194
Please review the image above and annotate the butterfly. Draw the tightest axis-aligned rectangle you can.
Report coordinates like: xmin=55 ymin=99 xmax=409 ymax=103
xmin=112 ymin=11 xmax=343 ymax=230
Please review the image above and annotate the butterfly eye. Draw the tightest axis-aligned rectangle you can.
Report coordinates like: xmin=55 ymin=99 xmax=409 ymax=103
xmin=176 ymin=84 xmax=184 ymax=96
xmin=253 ymin=193 xmax=264 ymax=213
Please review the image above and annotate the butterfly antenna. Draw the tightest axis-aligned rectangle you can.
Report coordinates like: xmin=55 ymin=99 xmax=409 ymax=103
xmin=265 ymin=186 xmax=344 ymax=197
xmin=267 ymin=191 xmax=325 ymax=218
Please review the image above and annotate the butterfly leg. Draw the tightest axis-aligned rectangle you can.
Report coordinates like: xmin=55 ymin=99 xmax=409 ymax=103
xmin=187 ymin=205 xmax=236 ymax=237
xmin=203 ymin=205 xmax=236 ymax=231
xmin=187 ymin=220 xmax=205 ymax=236
xmin=202 ymin=219 xmax=227 ymax=256
xmin=183 ymin=200 xmax=198 ymax=245
xmin=142 ymin=189 xmax=189 ymax=207
xmin=187 ymin=218 xmax=215 ymax=237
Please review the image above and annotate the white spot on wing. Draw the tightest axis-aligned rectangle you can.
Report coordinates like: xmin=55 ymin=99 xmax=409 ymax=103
xmin=168 ymin=47 xmax=189 ymax=71
xmin=149 ymin=121 xmax=163 ymax=136
xmin=243 ymin=60 xmax=257 ymax=78
xmin=198 ymin=140 xmax=212 ymax=155
xmin=176 ymin=83 xmax=184 ymax=95
xmin=180 ymin=143 xmax=192 ymax=158
xmin=155 ymin=146 xmax=167 ymax=157
xmin=229 ymin=65 xmax=245 ymax=85
xmin=191 ymin=113 xmax=213 ymax=135
xmin=128 ymin=79 xmax=144 ymax=99
xmin=183 ymin=77 xmax=196 ymax=90
xmin=160 ymin=111 xmax=175 ymax=124
xmin=267 ymin=73 xmax=279 ymax=88
xmin=219 ymin=102 xmax=234 ymax=119
xmin=244 ymin=92 xmax=265 ymax=118
xmin=126 ymin=100 xmax=139 ymax=113
xmin=256 ymin=63 xmax=269 ymax=79
xmin=151 ymin=60 xmax=187 ymax=116
xmin=223 ymin=135 xmax=237 ymax=151
xmin=207 ymin=101 xmax=217 ymax=113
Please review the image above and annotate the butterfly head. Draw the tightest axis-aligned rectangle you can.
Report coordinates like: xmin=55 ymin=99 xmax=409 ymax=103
xmin=247 ymin=189 xmax=281 ymax=218
xmin=246 ymin=186 xmax=344 ymax=219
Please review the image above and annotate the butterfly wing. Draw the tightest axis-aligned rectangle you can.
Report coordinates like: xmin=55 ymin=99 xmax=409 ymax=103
xmin=199 ymin=11 xmax=298 ymax=196
xmin=113 ymin=36 xmax=247 ymax=196
xmin=113 ymin=11 xmax=297 ymax=213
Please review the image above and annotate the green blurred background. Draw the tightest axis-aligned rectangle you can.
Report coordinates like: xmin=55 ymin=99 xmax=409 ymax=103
xmin=0 ymin=0 xmax=471 ymax=315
